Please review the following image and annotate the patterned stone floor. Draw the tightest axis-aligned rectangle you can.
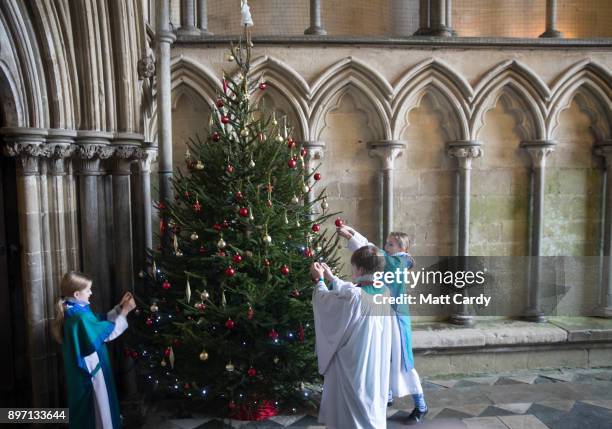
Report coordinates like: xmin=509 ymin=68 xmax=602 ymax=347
xmin=142 ymin=367 xmax=612 ymax=428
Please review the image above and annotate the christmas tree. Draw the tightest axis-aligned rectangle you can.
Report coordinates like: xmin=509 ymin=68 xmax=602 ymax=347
xmin=132 ymin=28 xmax=341 ymax=419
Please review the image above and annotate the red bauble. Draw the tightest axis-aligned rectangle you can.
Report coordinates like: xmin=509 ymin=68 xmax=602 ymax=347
xmin=233 ymin=254 xmax=243 ymax=263
xmin=162 ymin=280 xmax=171 ymax=290
xmin=226 ymin=165 xmax=235 ymax=174
xmin=222 ymin=79 xmax=228 ymax=94
xmin=268 ymin=329 xmax=279 ymax=340
xmin=164 ymin=347 xmax=171 ymax=357
xmin=287 ymin=139 xmax=296 ymax=149
xmin=213 ymin=223 xmax=222 ymax=232
xmin=311 ymin=224 xmax=321 ymax=232
xmin=225 ymin=266 xmax=236 ymax=277
xmin=130 ymin=350 xmax=139 ymax=359
xmin=297 ymin=325 xmax=305 ymax=342
xmin=157 ymin=202 xmax=166 ymax=210
xmin=280 ymin=265 xmax=290 ymax=276
xmin=184 ymin=191 xmax=190 ymax=199
xmin=304 ymin=247 xmax=313 ymax=258
xmin=193 ymin=201 xmax=202 ymax=212
xmin=263 ymin=259 xmax=271 ymax=267
xmin=228 ymin=400 xmax=236 ymax=410
xmin=225 ymin=318 xmax=235 ymax=329
xmin=145 ymin=317 xmax=153 ymax=326
xmin=216 ymin=99 xmax=224 ymax=108
xmin=221 ymin=115 xmax=230 ymax=124
xmin=184 ymin=382 xmax=191 ymax=389
xmin=218 ymin=250 xmax=226 ymax=257
xmin=291 ymin=289 xmax=300 ymax=297
xmin=239 ymin=207 xmax=249 ymax=217
xmin=247 ymin=306 xmax=254 ymax=320
xmin=199 ymin=246 xmax=206 ymax=254
xmin=235 ymin=191 xmax=243 ymax=200
xmin=287 ymin=159 xmax=297 ymax=169
xmin=259 ymin=82 xmax=267 ymax=90
xmin=223 ymin=220 xmax=230 ymax=229
xmin=212 ymin=132 xmax=220 ymax=142
xmin=300 ymin=148 xmax=308 ymax=157
xmin=195 ymin=302 xmax=206 ymax=311
xmin=314 ymin=173 xmax=321 ymax=181
xmin=335 ymin=218 xmax=344 ymax=227
xmin=247 ymin=367 xmax=257 ymax=377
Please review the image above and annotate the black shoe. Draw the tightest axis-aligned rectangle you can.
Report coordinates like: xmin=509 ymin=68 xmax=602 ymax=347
xmin=387 ymin=399 xmax=393 ymax=407
xmin=405 ymin=407 xmax=428 ymax=425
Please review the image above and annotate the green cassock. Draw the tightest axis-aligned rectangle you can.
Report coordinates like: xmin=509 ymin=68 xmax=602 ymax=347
xmin=62 ymin=301 xmax=122 ymax=429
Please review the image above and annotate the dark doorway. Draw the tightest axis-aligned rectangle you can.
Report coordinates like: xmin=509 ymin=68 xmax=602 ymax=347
xmin=0 ymin=147 xmax=26 ymax=406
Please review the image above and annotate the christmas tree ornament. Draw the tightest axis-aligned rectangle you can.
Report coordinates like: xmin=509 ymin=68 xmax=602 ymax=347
xmin=193 ymin=200 xmax=202 ymax=212
xmin=280 ymin=265 xmax=290 ymax=276
xmin=150 ymin=303 xmax=159 ymax=313
xmin=316 ymin=245 xmax=323 ymax=252
xmin=291 ymin=289 xmax=300 ymax=297
xmin=226 ymin=361 xmax=235 ymax=372
xmin=162 ymin=280 xmax=171 ymax=290
xmin=175 ymin=249 xmax=183 ymax=257
xmin=138 ymin=270 xmax=144 ymax=278
xmin=227 ymin=53 xmax=235 ymax=62
xmin=312 ymin=224 xmax=321 ymax=232
xmin=259 ymin=82 xmax=267 ymax=90
xmin=266 ymin=200 xmax=272 ymax=207
xmin=263 ymin=259 xmax=271 ymax=267
xmin=248 ymin=213 xmax=254 ymax=221
xmin=284 ymin=212 xmax=289 ymax=224
xmin=302 ymin=184 xmax=310 ymax=193
xmin=185 ymin=278 xmax=192 ymax=303
xmin=245 ymin=250 xmax=253 ymax=258
xmin=226 ymin=164 xmax=235 ymax=174
xmin=272 ymin=112 xmax=278 ymax=126
xmin=213 ymin=223 xmax=222 ymax=232
xmin=225 ymin=266 xmax=236 ymax=277
xmin=249 ymin=158 xmax=255 ymax=168
xmin=212 ymin=132 xmax=221 ymax=142
xmin=199 ymin=350 xmax=209 ymax=361
xmin=335 ymin=218 xmax=344 ymax=228
xmin=247 ymin=367 xmax=257 ymax=377
xmin=300 ymin=148 xmax=308 ymax=157
xmin=199 ymin=246 xmax=206 ymax=254
xmin=218 ymin=250 xmax=226 ymax=257
xmin=221 ymin=115 xmax=230 ymax=124
xmin=225 ymin=318 xmax=235 ymax=329
xmin=321 ymin=198 xmax=329 ymax=211
xmin=287 ymin=139 xmax=296 ymax=149
xmin=296 ymin=219 xmax=301 ymax=227
xmin=146 ymin=317 xmax=153 ymax=326
xmin=314 ymin=172 xmax=321 ymax=181
xmin=239 ymin=207 xmax=249 ymax=217
xmin=152 ymin=260 xmax=157 ymax=275
xmin=235 ymin=191 xmax=243 ymax=200
xmin=291 ymin=195 xmax=299 ymax=204
xmin=262 ymin=234 xmax=272 ymax=244
xmin=201 ymin=290 xmax=210 ymax=300
xmin=223 ymin=219 xmax=231 ymax=229
xmin=273 ymin=356 xmax=279 ymax=364
xmin=195 ymin=160 xmax=204 ymax=170
xmin=190 ymin=232 xmax=199 ymax=241
xmin=221 ymin=289 xmax=227 ymax=307
xmin=304 ymin=248 xmax=313 ymax=258
xmin=216 ymin=99 xmax=224 ymax=108
xmin=195 ymin=302 xmax=206 ymax=311
xmin=240 ymin=128 xmax=249 ymax=137
xmin=161 ymin=359 xmax=167 ymax=367
xmin=276 ymin=134 xmax=284 ymax=143
xmin=217 ymin=238 xmax=227 ymax=249
xmin=169 ymin=346 xmax=175 ymax=369
xmin=247 ymin=305 xmax=254 ymax=320
xmin=268 ymin=329 xmax=279 ymax=340
xmin=233 ymin=254 xmax=243 ymax=263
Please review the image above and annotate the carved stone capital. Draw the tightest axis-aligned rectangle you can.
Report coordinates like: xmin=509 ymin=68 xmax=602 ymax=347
xmin=594 ymin=140 xmax=612 ymax=169
xmin=447 ymin=140 xmax=483 ymax=170
xmin=134 ymin=144 xmax=158 ymax=173
xmin=301 ymin=140 xmax=326 ymax=161
xmin=520 ymin=140 xmax=555 ymax=169
xmin=46 ymin=130 xmax=78 ymax=175
xmin=368 ymin=140 xmax=406 ymax=170
xmin=1 ymin=128 xmax=48 ymax=176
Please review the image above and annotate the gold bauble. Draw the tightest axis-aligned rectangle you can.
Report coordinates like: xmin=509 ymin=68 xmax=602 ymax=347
xmin=217 ymin=238 xmax=226 ymax=249
xmin=195 ymin=161 xmax=204 ymax=170
xmin=302 ymin=185 xmax=310 ymax=193
xmin=227 ymin=54 xmax=235 ymax=62
xmin=291 ymin=196 xmax=299 ymax=204
xmin=225 ymin=361 xmax=235 ymax=372
xmin=199 ymin=351 xmax=209 ymax=361
xmin=201 ymin=290 xmax=210 ymax=300
xmin=150 ymin=303 xmax=159 ymax=313
xmin=263 ymin=234 xmax=272 ymax=244
xmin=190 ymin=232 xmax=199 ymax=241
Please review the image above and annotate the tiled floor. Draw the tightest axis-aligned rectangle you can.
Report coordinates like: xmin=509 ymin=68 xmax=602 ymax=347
xmin=141 ymin=367 xmax=612 ymax=428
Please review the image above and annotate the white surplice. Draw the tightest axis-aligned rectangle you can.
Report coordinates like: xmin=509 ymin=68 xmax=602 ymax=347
xmin=313 ymin=277 xmax=393 ymax=429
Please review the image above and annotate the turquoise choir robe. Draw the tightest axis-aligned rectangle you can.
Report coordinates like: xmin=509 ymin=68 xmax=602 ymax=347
xmin=62 ymin=299 xmax=128 ymax=429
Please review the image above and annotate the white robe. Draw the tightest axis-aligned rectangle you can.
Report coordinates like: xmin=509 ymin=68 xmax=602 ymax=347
xmin=313 ymin=278 xmax=392 ymax=429
xmin=83 ymin=306 xmax=129 ymax=429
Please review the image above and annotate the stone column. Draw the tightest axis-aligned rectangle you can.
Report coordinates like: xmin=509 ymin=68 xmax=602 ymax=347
xmin=76 ymin=131 xmax=115 ymax=312
xmin=445 ymin=0 xmax=457 ymax=36
xmin=447 ymin=141 xmax=482 ymax=326
xmin=301 ymin=141 xmax=326 ymax=220
xmin=520 ymin=141 xmax=555 ymax=323
xmin=594 ymin=141 xmax=612 ymax=318
xmin=197 ymin=0 xmax=213 ymax=36
xmin=429 ymin=0 xmax=452 ymax=37
xmin=133 ymin=145 xmax=157 ymax=274
xmin=45 ymin=130 xmax=77 ymax=406
xmin=304 ymin=0 xmax=327 ymax=35
xmin=157 ymin=0 xmax=176 ymax=250
xmin=540 ymin=0 xmax=563 ymax=38
xmin=178 ymin=0 xmax=199 ymax=36
xmin=368 ymin=141 xmax=406 ymax=246
xmin=391 ymin=0 xmax=414 ymax=37
xmin=415 ymin=0 xmax=431 ymax=35
xmin=1 ymin=127 xmax=50 ymax=408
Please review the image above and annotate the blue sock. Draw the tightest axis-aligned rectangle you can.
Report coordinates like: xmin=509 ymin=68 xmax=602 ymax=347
xmin=412 ymin=393 xmax=427 ymax=411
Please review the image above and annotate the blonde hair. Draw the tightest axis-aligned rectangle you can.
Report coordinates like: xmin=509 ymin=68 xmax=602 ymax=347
xmin=388 ymin=231 xmax=411 ymax=252
xmin=52 ymin=271 xmax=92 ymax=344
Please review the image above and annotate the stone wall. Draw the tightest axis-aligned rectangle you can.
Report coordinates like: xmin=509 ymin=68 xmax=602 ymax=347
xmin=164 ymin=43 xmax=612 ymax=319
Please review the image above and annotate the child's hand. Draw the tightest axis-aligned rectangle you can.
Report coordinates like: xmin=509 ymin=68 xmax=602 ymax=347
xmin=337 ymin=225 xmax=355 ymax=240
xmin=119 ymin=292 xmax=132 ymax=307
xmin=320 ymin=263 xmax=334 ymax=282
xmin=310 ymin=262 xmax=324 ymax=282
xmin=119 ymin=292 xmax=136 ymax=316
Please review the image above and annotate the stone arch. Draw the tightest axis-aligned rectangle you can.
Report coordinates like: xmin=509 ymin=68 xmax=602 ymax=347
xmin=392 ymin=58 xmax=471 ymax=140
xmin=247 ymin=56 xmax=308 ymax=140
xmin=255 ymin=88 xmax=305 ymax=141
xmin=310 ymin=58 xmax=392 ymax=140
xmin=548 ymin=60 xmax=612 ymax=141
xmin=0 ymin=61 xmax=23 ymax=127
xmin=471 ymin=61 xmax=548 ymax=141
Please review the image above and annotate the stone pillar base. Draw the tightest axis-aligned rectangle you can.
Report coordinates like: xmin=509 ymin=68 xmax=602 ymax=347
xmin=539 ymin=29 xmax=563 ymax=38
xmin=304 ymin=26 xmax=327 ymax=35
xmin=522 ymin=310 xmax=547 ymax=323
xmin=177 ymin=27 xmax=200 ymax=37
xmin=449 ymin=314 xmax=475 ymax=327
xmin=594 ymin=306 xmax=612 ymax=318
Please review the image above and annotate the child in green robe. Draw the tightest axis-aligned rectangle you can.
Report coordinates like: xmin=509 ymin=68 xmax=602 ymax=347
xmin=52 ymin=271 xmax=136 ymax=429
